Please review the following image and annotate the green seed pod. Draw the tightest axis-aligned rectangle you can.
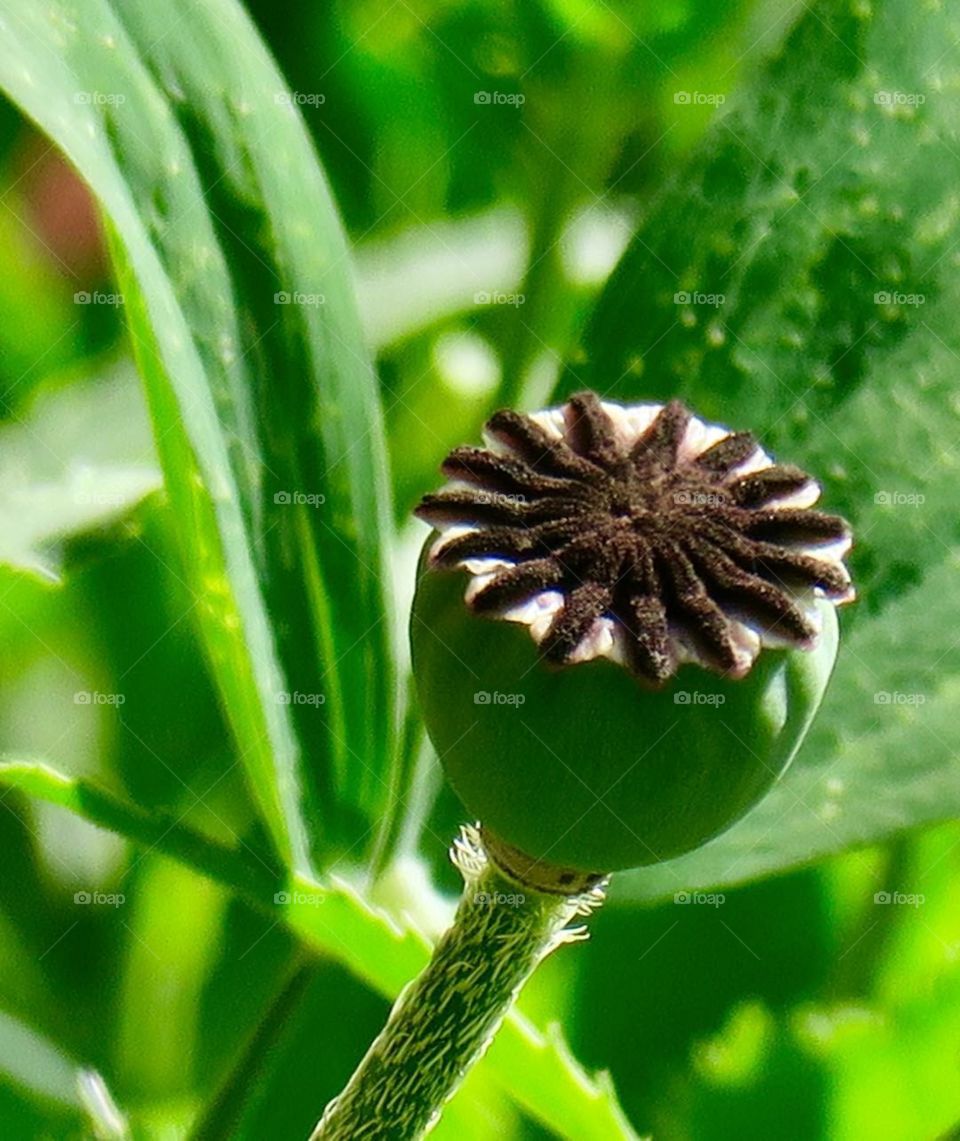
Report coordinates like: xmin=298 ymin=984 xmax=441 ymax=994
xmin=412 ymin=393 xmax=853 ymax=875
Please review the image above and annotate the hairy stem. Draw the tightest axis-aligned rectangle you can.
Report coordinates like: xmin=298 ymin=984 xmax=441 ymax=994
xmin=311 ymin=825 xmax=605 ymax=1140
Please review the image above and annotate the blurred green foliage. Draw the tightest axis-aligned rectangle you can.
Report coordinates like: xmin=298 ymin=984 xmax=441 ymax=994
xmin=0 ymin=0 xmax=958 ymax=1139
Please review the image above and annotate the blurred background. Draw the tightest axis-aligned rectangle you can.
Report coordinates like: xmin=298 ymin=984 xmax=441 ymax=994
xmin=0 ymin=1 xmax=958 ymax=1138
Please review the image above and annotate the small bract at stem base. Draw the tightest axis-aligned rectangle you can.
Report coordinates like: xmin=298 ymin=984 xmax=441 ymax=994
xmin=310 ymin=824 xmax=606 ymax=1141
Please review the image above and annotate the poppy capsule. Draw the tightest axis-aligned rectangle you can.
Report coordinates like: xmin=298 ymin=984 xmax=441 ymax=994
xmin=412 ymin=393 xmax=853 ymax=875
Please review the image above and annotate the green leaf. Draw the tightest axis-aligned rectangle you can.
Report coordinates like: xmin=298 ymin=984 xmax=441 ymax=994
xmin=0 ymin=759 xmax=279 ymax=903
xmin=0 ymin=363 xmax=159 ymax=580
xmin=354 ymin=206 xmax=527 ymax=350
xmin=0 ymin=759 xmax=636 ymax=1140
xmin=484 ymin=1015 xmax=640 ymax=1141
xmin=0 ymin=0 xmax=398 ymax=875
xmin=561 ymin=0 xmax=960 ymax=896
xmin=0 ymin=1009 xmax=129 ymax=1138
xmin=0 ymin=1009 xmax=82 ymax=1110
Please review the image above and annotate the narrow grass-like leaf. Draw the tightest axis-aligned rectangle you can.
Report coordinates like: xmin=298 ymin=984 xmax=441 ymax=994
xmin=0 ymin=0 xmax=398 ymax=874
xmin=0 ymin=759 xmax=279 ymax=903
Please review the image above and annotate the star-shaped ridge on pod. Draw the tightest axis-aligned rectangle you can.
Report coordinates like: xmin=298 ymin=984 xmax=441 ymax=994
xmin=416 ymin=391 xmax=854 ymax=685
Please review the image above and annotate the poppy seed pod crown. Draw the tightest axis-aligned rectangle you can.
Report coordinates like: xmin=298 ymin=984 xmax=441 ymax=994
xmin=412 ymin=392 xmax=853 ymax=875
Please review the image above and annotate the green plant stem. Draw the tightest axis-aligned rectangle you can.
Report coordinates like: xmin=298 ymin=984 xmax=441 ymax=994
xmin=0 ymin=759 xmax=281 ymax=904
xmin=310 ymin=826 xmax=603 ymax=1140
